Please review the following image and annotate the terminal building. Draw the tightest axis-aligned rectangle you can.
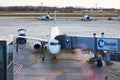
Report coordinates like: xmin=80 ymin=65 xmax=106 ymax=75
xmin=0 ymin=36 xmax=13 ymax=80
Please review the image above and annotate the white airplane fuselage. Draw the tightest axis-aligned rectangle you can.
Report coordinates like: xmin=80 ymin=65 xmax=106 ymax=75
xmin=48 ymin=26 xmax=61 ymax=54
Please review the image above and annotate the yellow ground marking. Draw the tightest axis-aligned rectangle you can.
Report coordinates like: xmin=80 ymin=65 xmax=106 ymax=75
xmin=57 ymin=68 xmax=64 ymax=73
xmin=31 ymin=57 xmax=38 ymax=62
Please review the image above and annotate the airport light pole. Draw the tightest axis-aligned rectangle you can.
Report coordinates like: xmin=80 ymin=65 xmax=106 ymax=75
xmin=41 ymin=2 xmax=43 ymax=15
xmin=95 ymin=3 xmax=98 ymax=17
xmin=96 ymin=3 xmax=97 ymax=9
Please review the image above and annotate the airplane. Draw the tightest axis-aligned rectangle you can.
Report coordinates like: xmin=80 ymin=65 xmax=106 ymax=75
xmin=37 ymin=2 xmax=53 ymax=21
xmin=107 ymin=16 xmax=120 ymax=20
xmin=37 ymin=13 xmax=54 ymax=21
xmin=13 ymin=26 xmax=60 ymax=55
xmin=79 ymin=15 xmax=95 ymax=21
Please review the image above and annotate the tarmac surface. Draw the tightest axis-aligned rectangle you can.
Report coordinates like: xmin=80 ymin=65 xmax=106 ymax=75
xmin=0 ymin=17 xmax=120 ymax=80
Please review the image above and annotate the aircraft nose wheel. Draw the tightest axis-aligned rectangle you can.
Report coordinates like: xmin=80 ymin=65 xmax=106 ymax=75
xmin=52 ymin=55 xmax=57 ymax=60
xmin=97 ymin=60 xmax=103 ymax=67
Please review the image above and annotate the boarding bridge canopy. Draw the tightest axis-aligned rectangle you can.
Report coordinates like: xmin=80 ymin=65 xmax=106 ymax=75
xmin=55 ymin=35 xmax=120 ymax=62
xmin=55 ymin=35 xmax=120 ymax=51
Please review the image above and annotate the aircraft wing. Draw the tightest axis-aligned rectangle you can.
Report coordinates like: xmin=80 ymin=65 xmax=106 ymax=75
xmin=9 ymin=34 xmax=48 ymax=43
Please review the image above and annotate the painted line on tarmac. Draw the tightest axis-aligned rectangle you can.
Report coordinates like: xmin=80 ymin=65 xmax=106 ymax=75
xmin=85 ymin=62 xmax=100 ymax=80
xmin=81 ymin=54 xmax=100 ymax=80
xmin=57 ymin=68 xmax=64 ymax=73
xmin=15 ymin=72 xmax=80 ymax=76
xmin=85 ymin=63 xmax=93 ymax=76
xmin=14 ymin=62 xmax=23 ymax=74
xmin=15 ymin=64 xmax=23 ymax=74
xmin=7 ymin=60 xmax=14 ymax=69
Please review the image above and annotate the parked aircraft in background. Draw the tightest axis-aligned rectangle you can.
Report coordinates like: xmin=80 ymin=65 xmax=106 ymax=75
xmin=37 ymin=14 xmax=54 ymax=21
xmin=79 ymin=15 xmax=96 ymax=21
xmin=107 ymin=16 xmax=120 ymax=20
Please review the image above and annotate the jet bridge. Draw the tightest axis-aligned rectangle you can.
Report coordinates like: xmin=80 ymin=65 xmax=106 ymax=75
xmin=56 ymin=35 xmax=95 ymax=49
xmin=55 ymin=34 xmax=96 ymax=50
xmin=55 ymin=33 xmax=120 ymax=67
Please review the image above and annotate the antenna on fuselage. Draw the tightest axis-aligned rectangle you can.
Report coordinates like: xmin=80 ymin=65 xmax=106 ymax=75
xmin=54 ymin=11 xmax=57 ymax=26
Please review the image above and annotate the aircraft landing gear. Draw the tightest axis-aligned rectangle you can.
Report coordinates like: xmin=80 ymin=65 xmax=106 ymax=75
xmin=97 ymin=60 xmax=103 ymax=67
xmin=41 ymin=42 xmax=47 ymax=50
xmin=52 ymin=55 xmax=57 ymax=61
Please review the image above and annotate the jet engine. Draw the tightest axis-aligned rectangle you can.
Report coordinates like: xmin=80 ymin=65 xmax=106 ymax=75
xmin=84 ymin=15 xmax=90 ymax=20
xmin=33 ymin=41 xmax=42 ymax=50
xmin=81 ymin=15 xmax=92 ymax=21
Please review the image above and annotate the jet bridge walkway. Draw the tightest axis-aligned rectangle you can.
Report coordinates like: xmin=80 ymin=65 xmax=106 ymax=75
xmin=55 ymin=33 xmax=120 ymax=67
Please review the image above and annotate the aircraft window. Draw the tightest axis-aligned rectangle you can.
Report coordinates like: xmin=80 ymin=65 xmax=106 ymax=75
xmin=58 ymin=42 xmax=60 ymax=45
xmin=50 ymin=42 xmax=55 ymax=45
xmin=50 ymin=42 xmax=60 ymax=45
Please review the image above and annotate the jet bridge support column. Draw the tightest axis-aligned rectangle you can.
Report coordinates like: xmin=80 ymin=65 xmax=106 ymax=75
xmin=88 ymin=33 xmax=103 ymax=67
xmin=93 ymin=33 xmax=106 ymax=67
xmin=93 ymin=33 xmax=97 ymax=57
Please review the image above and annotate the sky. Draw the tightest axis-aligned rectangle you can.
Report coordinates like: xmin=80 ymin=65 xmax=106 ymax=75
xmin=0 ymin=0 xmax=120 ymax=9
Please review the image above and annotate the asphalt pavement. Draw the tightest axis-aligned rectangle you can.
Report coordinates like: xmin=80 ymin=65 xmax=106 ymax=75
xmin=0 ymin=17 xmax=120 ymax=80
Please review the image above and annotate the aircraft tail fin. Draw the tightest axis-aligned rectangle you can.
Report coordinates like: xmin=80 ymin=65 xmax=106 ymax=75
xmin=53 ymin=11 xmax=57 ymax=26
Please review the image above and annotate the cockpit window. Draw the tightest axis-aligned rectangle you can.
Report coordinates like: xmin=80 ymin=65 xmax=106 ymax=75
xmin=50 ymin=42 xmax=60 ymax=45
xmin=50 ymin=42 xmax=55 ymax=45
xmin=58 ymin=42 xmax=60 ymax=45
